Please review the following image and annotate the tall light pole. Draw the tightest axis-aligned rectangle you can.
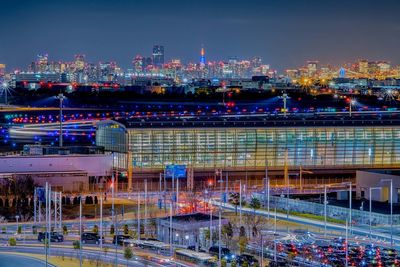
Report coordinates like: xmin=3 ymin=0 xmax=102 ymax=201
xmin=349 ymin=99 xmax=356 ymax=117
xmin=345 ymin=219 xmax=348 ymax=267
xmin=324 ymin=185 xmax=327 ymax=236
xmin=341 ymin=182 xmax=352 ymax=234
xmin=1 ymin=81 xmax=8 ymax=106
xmin=278 ymin=93 xmax=290 ymax=116
xmin=100 ymin=193 xmax=103 ymax=249
xmin=79 ymin=196 xmax=82 ymax=267
xmin=56 ymin=93 xmax=66 ymax=147
xmin=380 ymin=179 xmax=393 ymax=247
xmin=218 ymin=207 xmax=222 ymax=267
xmin=369 ymin=187 xmax=382 ymax=240
xmin=239 ymin=180 xmax=242 ymax=226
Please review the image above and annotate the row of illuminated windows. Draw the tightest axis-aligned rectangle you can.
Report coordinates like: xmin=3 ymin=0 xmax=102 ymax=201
xmin=131 ymin=152 xmax=400 ymax=168
xmin=127 ymin=128 xmax=400 ymax=145
xmin=128 ymin=141 xmax=400 ymax=153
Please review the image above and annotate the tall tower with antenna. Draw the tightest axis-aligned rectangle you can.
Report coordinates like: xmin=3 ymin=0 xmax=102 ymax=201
xmin=200 ymin=45 xmax=206 ymax=67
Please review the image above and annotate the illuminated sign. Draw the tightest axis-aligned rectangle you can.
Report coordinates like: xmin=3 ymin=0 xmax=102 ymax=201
xmin=165 ymin=165 xmax=186 ymax=179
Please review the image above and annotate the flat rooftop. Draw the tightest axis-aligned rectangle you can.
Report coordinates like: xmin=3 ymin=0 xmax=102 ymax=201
xmin=115 ymin=111 xmax=400 ymax=129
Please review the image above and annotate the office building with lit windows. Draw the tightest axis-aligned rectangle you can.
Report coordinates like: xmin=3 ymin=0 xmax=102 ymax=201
xmin=96 ymin=113 xmax=400 ymax=187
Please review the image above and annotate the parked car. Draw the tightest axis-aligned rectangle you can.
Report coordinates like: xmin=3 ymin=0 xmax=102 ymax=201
xmin=38 ymin=232 xmax=64 ymax=242
xmin=113 ymin=235 xmax=133 ymax=245
xmin=81 ymin=232 xmax=102 ymax=244
xmin=209 ymin=246 xmax=236 ymax=262
xmin=236 ymin=254 xmax=259 ymax=266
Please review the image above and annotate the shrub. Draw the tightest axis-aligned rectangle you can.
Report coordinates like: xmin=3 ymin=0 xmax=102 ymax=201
xmin=17 ymin=225 xmax=22 ymax=234
xmin=63 ymin=225 xmax=68 ymax=235
xmin=32 ymin=226 xmax=37 ymax=234
xmin=124 ymin=247 xmax=133 ymax=263
xmin=73 ymin=240 xmax=81 ymax=250
xmin=9 ymin=237 xmax=16 ymax=246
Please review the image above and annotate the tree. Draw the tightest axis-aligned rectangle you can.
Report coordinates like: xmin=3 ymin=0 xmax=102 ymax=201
xmin=229 ymin=193 xmax=239 ymax=215
xmin=93 ymin=225 xmax=99 ymax=234
xmin=123 ymin=247 xmax=133 ymax=266
xmin=238 ymin=236 xmax=248 ymax=254
xmin=238 ymin=226 xmax=248 ymax=253
xmin=63 ymin=225 xmax=68 ymax=235
xmin=123 ymin=224 xmax=129 ymax=235
xmin=221 ymin=222 xmax=234 ymax=249
xmin=248 ymin=197 xmax=262 ymax=238
xmin=73 ymin=240 xmax=80 ymax=258
xmin=249 ymin=197 xmax=261 ymax=212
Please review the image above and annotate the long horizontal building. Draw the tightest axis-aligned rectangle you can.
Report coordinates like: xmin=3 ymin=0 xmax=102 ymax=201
xmin=95 ymin=112 xmax=400 ymax=189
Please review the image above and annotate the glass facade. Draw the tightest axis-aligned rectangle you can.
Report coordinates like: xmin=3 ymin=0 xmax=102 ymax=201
xmin=96 ymin=121 xmax=400 ymax=170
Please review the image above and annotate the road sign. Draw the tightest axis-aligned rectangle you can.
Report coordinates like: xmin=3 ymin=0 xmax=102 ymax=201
xmin=36 ymin=187 xmax=46 ymax=202
xmin=165 ymin=165 xmax=186 ymax=179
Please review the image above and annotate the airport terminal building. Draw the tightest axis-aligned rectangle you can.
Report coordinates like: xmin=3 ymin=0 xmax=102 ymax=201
xmin=95 ymin=113 xmax=400 ymax=189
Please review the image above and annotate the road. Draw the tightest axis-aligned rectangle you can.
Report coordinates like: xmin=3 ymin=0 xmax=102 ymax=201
xmin=0 ymin=244 xmax=185 ymax=267
xmin=0 ymin=252 xmax=57 ymax=267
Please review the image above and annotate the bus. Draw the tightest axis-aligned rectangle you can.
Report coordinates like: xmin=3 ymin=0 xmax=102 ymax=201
xmin=175 ymin=249 xmax=217 ymax=267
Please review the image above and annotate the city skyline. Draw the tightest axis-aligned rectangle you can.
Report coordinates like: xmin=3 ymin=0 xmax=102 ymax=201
xmin=1 ymin=0 xmax=400 ymax=71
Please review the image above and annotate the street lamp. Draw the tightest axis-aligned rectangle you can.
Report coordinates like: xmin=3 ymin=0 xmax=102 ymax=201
xmin=341 ymin=182 xmax=352 ymax=233
xmin=1 ymin=81 xmax=8 ymax=105
xmin=15 ymin=215 xmax=20 ymax=234
xmin=380 ymin=179 xmax=393 ymax=248
xmin=369 ymin=186 xmax=382 ymax=240
xmin=349 ymin=98 xmax=356 ymax=117
xmin=56 ymin=93 xmax=66 ymax=147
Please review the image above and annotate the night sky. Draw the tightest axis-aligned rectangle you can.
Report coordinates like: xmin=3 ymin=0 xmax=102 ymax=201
xmin=0 ymin=0 xmax=399 ymax=71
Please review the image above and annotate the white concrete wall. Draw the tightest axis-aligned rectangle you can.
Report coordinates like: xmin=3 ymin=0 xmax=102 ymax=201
xmin=0 ymin=154 xmax=113 ymax=177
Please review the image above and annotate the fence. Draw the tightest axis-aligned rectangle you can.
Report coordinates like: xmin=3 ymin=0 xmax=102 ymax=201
xmin=253 ymin=193 xmax=400 ymax=226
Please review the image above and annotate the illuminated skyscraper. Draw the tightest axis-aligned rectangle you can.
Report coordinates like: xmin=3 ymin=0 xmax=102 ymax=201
xmin=0 ymin=64 xmax=5 ymax=77
xmin=37 ymin=54 xmax=49 ymax=72
xmin=152 ymin=45 xmax=164 ymax=67
xmin=358 ymin=60 xmax=369 ymax=74
xmin=200 ymin=46 xmax=206 ymax=66
xmin=132 ymin=55 xmax=144 ymax=73
xmin=74 ymin=54 xmax=86 ymax=71
xmin=307 ymin=61 xmax=318 ymax=77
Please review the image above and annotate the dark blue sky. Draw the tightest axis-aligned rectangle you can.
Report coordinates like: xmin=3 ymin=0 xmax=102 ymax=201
xmin=0 ymin=0 xmax=399 ymax=71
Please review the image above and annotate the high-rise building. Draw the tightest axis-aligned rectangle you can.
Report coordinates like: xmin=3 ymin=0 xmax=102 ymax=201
xmin=358 ymin=60 xmax=369 ymax=74
xmin=143 ymin=57 xmax=153 ymax=69
xmin=0 ymin=64 xmax=5 ymax=77
xmin=307 ymin=61 xmax=318 ymax=77
xmin=152 ymin=45 xmax=164 ymax=67
xmin=74 ymin=54 xmax=86 ymax=71
xmin=37 ymin=54 xmax=49 ymax=72
xmin=377 ymin=61 xmax=391 ymax=73
xmin=132 ymin=55 xmax=144 ymax=73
